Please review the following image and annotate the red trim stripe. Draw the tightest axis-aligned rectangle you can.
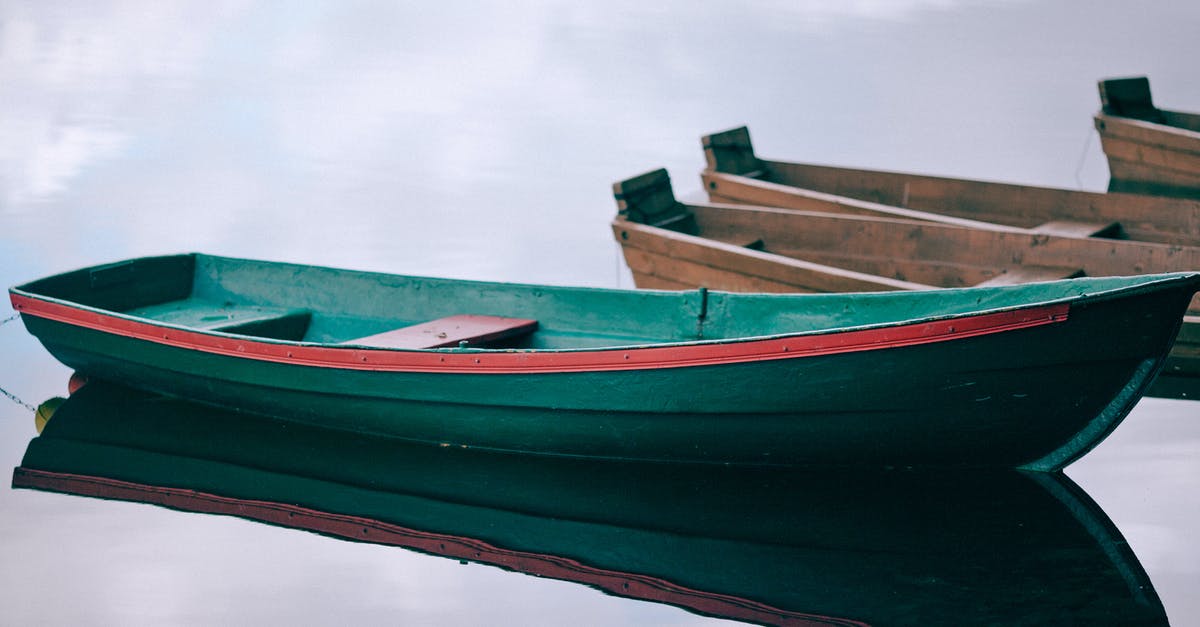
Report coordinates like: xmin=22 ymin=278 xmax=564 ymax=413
xmin=13 ymin=468 xmax=866 ymax=627
xmin=10 ymin=293 xmax=1068 ymax=374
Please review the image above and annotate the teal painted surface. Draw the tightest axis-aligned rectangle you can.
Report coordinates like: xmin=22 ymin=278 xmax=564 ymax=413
xmin=10 ymin=256 xmax=1200 ymax=468
xmin=14 ymin=253 xmax=1200 ymax=347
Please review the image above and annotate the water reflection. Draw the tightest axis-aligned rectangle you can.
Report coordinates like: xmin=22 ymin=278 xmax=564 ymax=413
xmin=14 ymin=383 xmax=1167 ymax=625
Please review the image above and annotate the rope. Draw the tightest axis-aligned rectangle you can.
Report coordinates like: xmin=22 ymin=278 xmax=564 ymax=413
xmin=614 ymin=239 xmax=628 ymax=289
xmin=1073 ymin=125 xmax=1095 ymax=190
xmin=0 ymin=313 xmax=19 ymax=326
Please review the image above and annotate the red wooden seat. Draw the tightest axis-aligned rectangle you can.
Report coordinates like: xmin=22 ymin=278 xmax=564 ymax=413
xmin=342 ymin=314 xmax=538 ymax=349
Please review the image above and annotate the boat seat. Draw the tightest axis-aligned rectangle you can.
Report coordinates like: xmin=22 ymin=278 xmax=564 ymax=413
xmin=342 ymin=314 xmax=538 ymax=349
xmin=1031 ymin=220 xmax=1126 ymax=239
xmin=202 ymin=309 xmax=312 ymax=334
xmin=973 ymin=266 xmax=1085 ymax=287
xmin=126 ymin=300 xmax=313 ymax=341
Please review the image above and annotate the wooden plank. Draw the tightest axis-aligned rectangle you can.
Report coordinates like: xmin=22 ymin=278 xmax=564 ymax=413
xmin=712 ymin=157 xmax=1200 ymax=246
xmin=1099 ymin=134 xmax=1200 ymax=177
xmin=1095 ymin=114 xmax=1200 ymax=156
xmin=622 ymin=247 xmax=816 ymax=293
xmin=1106 ymin=157 xmax=1200 ymax=196
xmin=343 ymin=315 xmax=538 ymax=349
xmin=629 ymin=272 xmax=692 ymax=291
xmin=973 ymin=266 xmax=1085 ymax=287
xmin=1031 ymin=220 xmax=1125 ymax=239
xmin=613 ymin=220 xmax=930 ymax=293
xmin=1106 ymin=157 xmax=1200 ymax=187
xmin=701 ymin=171 xmax=1019 ymax=233
xmin=769 ymin=247 xmax=994 ymax=288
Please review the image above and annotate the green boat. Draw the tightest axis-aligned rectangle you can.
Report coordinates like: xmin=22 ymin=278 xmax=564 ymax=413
xmin=12 ymin=383 xmax=1168 ymax=626
xmin=9 ymin=254 xmax=1200 ymax=470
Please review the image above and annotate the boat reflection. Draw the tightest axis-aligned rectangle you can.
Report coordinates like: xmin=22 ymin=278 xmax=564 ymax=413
xmin=13 ymin=383 xmax=1167 ymax=626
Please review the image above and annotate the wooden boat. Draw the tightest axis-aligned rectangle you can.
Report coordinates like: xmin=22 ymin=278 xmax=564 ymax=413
xmin=11 ymin=254 xmax=1199 ymax=469
xmin=613 ymin=169 xmax=1200 ymax=391
xmin=1095 ymin=76 xmax=1200 ymax=199
xmin=700 ymin=125 xmax=1200 ymax=246
xmin=12 ymin=382 xmax=1168 ymax=625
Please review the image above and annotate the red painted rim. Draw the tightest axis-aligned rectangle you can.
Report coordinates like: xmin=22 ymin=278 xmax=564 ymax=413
xmin=10 ymin=293 xmax=1068 ymax=374
xmin=13 ymin=468 xmax=866 ymax=627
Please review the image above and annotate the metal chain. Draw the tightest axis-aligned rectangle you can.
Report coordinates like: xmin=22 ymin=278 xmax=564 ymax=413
xmin=0 ymin=385 xmax=36 ymax=413
xmin=0 ymin=313 xmax=35 ymax=411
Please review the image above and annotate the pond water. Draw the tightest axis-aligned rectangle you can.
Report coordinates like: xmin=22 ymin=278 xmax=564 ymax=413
xmin=1 ymin=1 xmax=1197 ymax=624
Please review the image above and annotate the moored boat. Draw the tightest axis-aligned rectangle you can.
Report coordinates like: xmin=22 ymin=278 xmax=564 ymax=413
xmin=701 ymin=125 xmax=1200 ymax=246
xmin=613 ymin=169 xmax=1200 ymax=391
xmin=11 ymin=254 xmax=1200 ymax=469
xmin=1095 ymin=76 xmax=1200 ymax=199
xmin=12 ymin=382 xmax=1169 ymax=625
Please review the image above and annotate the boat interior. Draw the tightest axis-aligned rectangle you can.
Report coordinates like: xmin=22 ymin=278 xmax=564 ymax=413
xmin=14 ymin=254 xmax=1188 ymax=350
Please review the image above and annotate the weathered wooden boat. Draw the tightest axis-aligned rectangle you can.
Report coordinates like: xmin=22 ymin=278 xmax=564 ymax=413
xmin=701 ymin=125 xmax=1200 ymax=246
xmin=613 ymin=169 xmax=1200 ymax=390
xmin=1095 ymin=76 xmax=1200 ymax=199
xmin=12 ymin=382 xmax=1168 ymax=625
xmin=11 ymin=254 xmax=1200 ymax=469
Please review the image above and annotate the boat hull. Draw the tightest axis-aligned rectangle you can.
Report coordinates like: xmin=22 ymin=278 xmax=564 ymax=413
xmin=1094 ymin=77 xmax=1200 ymax=199
xmin=1096 ymin=113 xmax=1200 ymax=200
xmin=16 ymin=275 xmax=1194 ymax=470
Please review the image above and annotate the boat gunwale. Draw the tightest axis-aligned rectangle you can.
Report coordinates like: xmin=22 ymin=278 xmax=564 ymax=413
xmin=9 ymin=257 xmax=1200 ymax=374
xmin=8 ymin=290 xmax=1073 ymax=373
xmin=1095 ymin=111 xmax=1200 ymax=143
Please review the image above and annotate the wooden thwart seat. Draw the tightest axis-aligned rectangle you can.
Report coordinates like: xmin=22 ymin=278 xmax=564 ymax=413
xmin=343 ymin=314 xmax=538 ymax=350
xmin=974 ymin=266 xmax=1085 ymax=287
xmin=1031 ymin=220 xmax=1126 ymax=239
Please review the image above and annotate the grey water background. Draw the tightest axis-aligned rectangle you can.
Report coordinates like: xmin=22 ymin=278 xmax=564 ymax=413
xmin=1 ymin=1 xmax=1198 ymax=624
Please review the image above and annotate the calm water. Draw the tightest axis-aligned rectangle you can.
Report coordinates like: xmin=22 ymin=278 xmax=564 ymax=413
xmin=1 ymin=1 xmax=1198 ymax=624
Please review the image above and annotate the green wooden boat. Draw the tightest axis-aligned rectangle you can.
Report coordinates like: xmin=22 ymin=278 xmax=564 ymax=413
xmin=9 ymin=254 xmax=1200 ymax=470
xmin=12 ymin=383 xmax=1168 ymax=625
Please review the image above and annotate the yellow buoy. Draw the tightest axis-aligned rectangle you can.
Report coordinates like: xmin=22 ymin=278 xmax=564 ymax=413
xmin=34 ymin=397 xmax=66 ymax=434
